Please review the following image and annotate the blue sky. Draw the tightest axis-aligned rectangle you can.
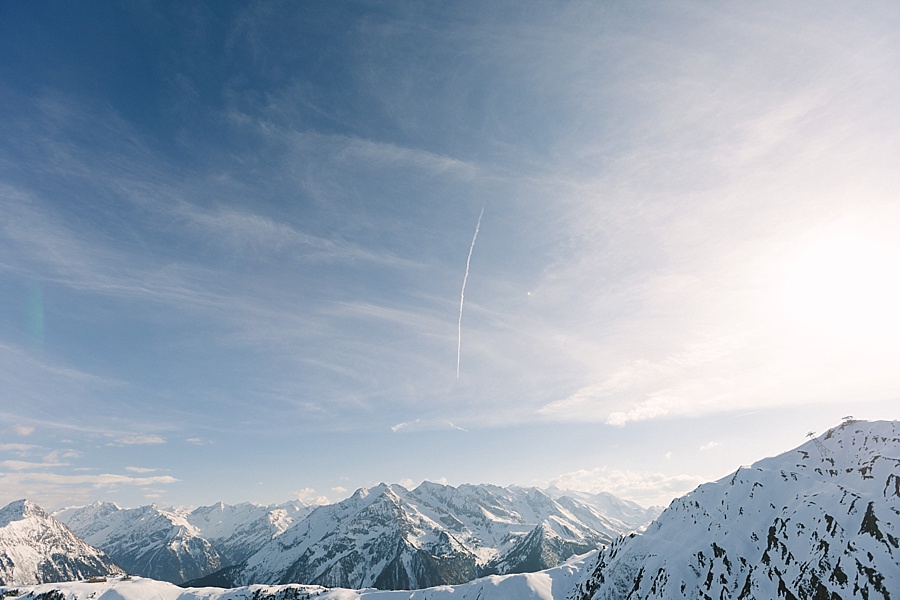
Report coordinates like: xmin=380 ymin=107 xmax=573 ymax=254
xmin=2 ymin=0 xmax=899 ymax=510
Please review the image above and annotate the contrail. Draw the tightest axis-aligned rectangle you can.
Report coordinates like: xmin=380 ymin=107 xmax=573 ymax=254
xmin=457 ymin=205 xmax=484 ymax=379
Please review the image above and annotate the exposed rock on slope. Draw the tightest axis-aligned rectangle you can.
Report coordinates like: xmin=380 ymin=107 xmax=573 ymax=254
xmin=572 ymin=419 xmax=900 ymax=600
xmin=54 ymin=503 xmax=222 ymax=584
xmin=0 ymin=499 xmax=122 ymax=585
xmin=55 ymin=501 xmax=309 ymax=584
xmin=195 ymin=482 xmax=658 ymax=590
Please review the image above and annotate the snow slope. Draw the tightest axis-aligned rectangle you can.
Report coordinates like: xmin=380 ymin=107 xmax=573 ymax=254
xmin=0 ymin=500 xmax=121 ymax=585
xmin=571 ymin=419 xmax=900 ymax=600
xmin=2 ymin=552 xmax=595 ymax=600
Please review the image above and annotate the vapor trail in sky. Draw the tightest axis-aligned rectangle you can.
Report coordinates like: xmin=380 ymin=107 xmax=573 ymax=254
xmin=457 ymin=205 xmax=484 ymax=379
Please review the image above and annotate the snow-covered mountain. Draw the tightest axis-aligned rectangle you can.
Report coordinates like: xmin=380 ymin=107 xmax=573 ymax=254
xmin=185 ymin=501 xmax=309 ymax=566
xmin=0 ymin=499 xmax=122 ymax=585
xmin=54 ymin=501 xmax=310 ymax=584
xmin=571 ymin=419 xmax=900 ymax=600
xmin=1 ymin=553 xmax=595 ymax=600
xmin=196 ymin=482 xmax=659 ymax=590
xmin=4 ymin=419 xmax=897 ymax=598
xmin=53 ymin=502 xmax=221 ymax=584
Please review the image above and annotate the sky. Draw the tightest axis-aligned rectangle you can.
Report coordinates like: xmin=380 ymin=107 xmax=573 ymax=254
xmin=1 ymin=0 xmax=899 ymax=512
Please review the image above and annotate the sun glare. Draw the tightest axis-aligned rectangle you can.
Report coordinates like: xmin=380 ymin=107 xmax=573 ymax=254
xmin=779 ymin=226 xmax=900 ymax=341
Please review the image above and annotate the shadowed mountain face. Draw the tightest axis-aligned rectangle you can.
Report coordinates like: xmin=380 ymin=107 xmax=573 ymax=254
xmin=571 ymin=420 xmax=900 ymax=600
xmin=0 ymin=499 xmax=122 ymax=585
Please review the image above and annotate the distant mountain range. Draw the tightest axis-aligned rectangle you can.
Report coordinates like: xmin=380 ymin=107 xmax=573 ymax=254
xmin=3 ymin=419 xmax=897 ymax=599
xmin=52 ymin=500 xmax=309 ymax=583
xmin=195 ymin=482 xmax=659 ymax=590
xmin=0 ymin=483 xmax=658 ymax=588
xmin=47 ymin=483 xmax=657 ymax=589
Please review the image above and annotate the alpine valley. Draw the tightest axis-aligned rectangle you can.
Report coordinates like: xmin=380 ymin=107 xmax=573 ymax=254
xmin=2 ymin=420 xmax=898 ymax=600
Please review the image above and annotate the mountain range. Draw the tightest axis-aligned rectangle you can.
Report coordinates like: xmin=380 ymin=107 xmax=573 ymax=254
xmin=47 ymin=483 xmax=657 ymax=589
xmin=51 ymin=500 xmax=311 ymax=584
xmin=196 ymin=482 xmax=658 ymax=590
xmin=2 ymin=419 xmax=897 ymax=599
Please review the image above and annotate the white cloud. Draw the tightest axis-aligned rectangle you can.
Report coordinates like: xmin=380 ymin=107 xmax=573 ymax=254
xmin=699 ymin=441 xmax=720 ymax=452
xmin=0 ymin=469 xmax=179 ymax=510
xmin=1 ymin=460 xmax=66 ymax=471
xmin=126 ymin=466 xmax=157 ymax=473
xmin=109 ymin=435 xmax=166 ymax=446
xmin=14 ymin=425 xmax=35 ymax=436
xmin=550 ymin=467 xmax=705 ymax=508
xmin=0 ymin=471 xmax=178 ymax=489
xmin=0 ymin=443 xmax=39 ymax=454
xmin=294 ymin=487 xmax=330 ymax=505
xmin=391 ymin=420 xmax=421 ymax=433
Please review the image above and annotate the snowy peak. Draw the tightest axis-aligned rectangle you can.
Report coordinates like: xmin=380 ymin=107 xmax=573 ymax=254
xmin=56 ymin=503 xmax=219 ymax=584
xmin=754 ymin=418 xmax=900 ymax=502
xmin=573 ymin=419 xmax=900 ymax=600
xmin=207 ymin=482 xmax=656 ymax=590
xmin=0 ymin=499 xmax=122 ymax=585
xmin=0 ymin=499 xmax=42 ymax=526
xmin=185 ymin=501 xmax=311 ymax=565
xmin=54 ymin=500 xmax=310 ymax=585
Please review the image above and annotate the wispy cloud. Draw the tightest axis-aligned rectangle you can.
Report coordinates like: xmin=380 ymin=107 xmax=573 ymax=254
xmin=0 ymin=443 xmax=40 ymax=454
xmin=108 ymin=435 xmax=166 ymax=446
xmin=0 ymin=471 xmax=178 ymax=487
xmin=390 ymin=420 xmax=420 ymax=433
xmin=1 ymin=460 xmax=68 ymax=471
xmin=0 ymin=470 xmax=179 ymax=509
xmin=174 ymin=201 xmax=422 ymax=269
xmin=125 ymin=466 xmax=157 ymax=473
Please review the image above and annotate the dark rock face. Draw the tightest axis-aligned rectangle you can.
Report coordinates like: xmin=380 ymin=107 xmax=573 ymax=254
xmin=570 ymin=420 xmax=900 ymax=600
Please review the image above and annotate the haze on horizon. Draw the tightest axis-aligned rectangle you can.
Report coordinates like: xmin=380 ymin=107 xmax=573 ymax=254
xmin=1 ymin=1 xmax=899 ymax=512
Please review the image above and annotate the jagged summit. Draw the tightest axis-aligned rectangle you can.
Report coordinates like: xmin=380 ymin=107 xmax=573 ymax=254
xmin=4 ymin=421 xmax=898 ymax=598
xmin=0 ymin=499 xmax=38 ymax=525
xmin=54 ymin=500 xmax=311 ymax=584
xmin=0 ymin=499 xmax=122 ymax=585
xmin=572 ymin=419 xmax=900 ymax=600
xmin=191 ymin=481 xmax=658 ymax=590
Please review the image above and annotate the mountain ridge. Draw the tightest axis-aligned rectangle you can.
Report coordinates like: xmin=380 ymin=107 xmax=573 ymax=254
xmin=0 ymin=499 xmax=122 ymax=586
xmin=189 ymin=482 xmax=659 ymax=589
xmin=570 ymin=419 xmax=900 ymax=600
xmin=2 ymin=420 xmax=898 ymax=598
